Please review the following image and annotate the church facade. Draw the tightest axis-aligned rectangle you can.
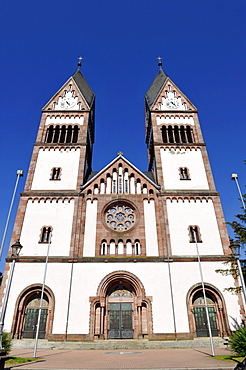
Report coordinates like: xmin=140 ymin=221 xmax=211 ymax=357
xmin=1 ymin=65 xmax=244 ymax=341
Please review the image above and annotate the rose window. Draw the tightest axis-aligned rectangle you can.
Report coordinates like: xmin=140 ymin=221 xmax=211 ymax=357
xmin=105 ymin=204 xmax=135 ymax=231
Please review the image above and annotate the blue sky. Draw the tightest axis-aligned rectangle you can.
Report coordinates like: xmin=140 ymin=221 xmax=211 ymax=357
xmin=0 ymin=0 xmax=245 ymax=271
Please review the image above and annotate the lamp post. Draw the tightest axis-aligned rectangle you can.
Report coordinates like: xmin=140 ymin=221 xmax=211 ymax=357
xmin=64 ymin=186 xmax=83 ymax=341
xmin=0 ymin=170 xmax=24 ymax=260
xmin=0 ymin=240 xmax=23 ymax=351
xmin=192 ymin=228 xmax=215 ymax=357
xmin=231 ymin=174 xmax=246 ymax=210
xmin=229 ymin=240 xmax=246 ymax=309
xmin=33 ymin=234 xmax=51 ymax=358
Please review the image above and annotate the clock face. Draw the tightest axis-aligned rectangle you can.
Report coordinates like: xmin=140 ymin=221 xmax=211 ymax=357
xmin=59 ymin=97 xmax=76 ymax=109
xmin=165 ymin=98 xmax=180 ymax=109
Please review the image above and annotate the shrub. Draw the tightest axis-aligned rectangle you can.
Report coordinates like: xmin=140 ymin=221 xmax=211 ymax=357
xmin=2 ymin=332 xmax=12 ymax=354
xmin=229 ymin=325 xmax=246 ymax=356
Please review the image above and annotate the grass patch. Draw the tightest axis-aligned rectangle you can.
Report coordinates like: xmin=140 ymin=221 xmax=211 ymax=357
xmin=214 ymin=355 xmax=244 ymax=363
xmin=6 ymin=357 xmax=40 ymax=365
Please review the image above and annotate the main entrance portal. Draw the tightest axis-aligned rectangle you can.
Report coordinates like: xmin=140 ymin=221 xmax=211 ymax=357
xmin=108 ymin=286 xmax=134 ymax=339
xmin=90 ymin=271 xmax=153 ymax=340
xmin=108 ymin=302 xmax=133 ymax=339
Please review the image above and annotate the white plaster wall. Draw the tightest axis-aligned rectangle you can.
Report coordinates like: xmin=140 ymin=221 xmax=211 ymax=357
xmin=3 ymin=263 xmax=72 ymax=334
xmin=67 ymin=263 xmax=176 ymax=334
xmin=143 ymin=199 xmax=159 ymax=256
xmin=170 ymin=261 xmax=241 ymax=332
xmin=156 ymin=116 xmax=194 ymax=126
xmin=45 ymin=116 xmax=84 ymax=125
xmin=83 ymin=199 xmax=98 ymax=257
xmin=166 ymin=199 xmax=224 ymax=255
xmin=20 ymin=199 xmax=74 ymax=256
xmin=161 ymin=148 xmax=209 ymax=190
xmin=3 ymin=261 xmax=241 ymax=335
xmin=31 ymin=148 xmax=80 ymax=190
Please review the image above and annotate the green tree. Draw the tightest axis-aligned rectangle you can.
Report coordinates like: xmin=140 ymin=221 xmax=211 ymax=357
xmin=227 ymin=202 xmax=246 ymax=247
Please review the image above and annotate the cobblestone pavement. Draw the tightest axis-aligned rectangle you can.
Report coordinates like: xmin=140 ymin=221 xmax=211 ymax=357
xmin=8 ymin=347 xmax=236 ymax=370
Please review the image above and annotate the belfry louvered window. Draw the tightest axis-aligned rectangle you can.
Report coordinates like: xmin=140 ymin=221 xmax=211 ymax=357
xmin=45 ymin=125 xmax=79 ymax=143
xmin=161 ymin=125 xmax=194 ymax=144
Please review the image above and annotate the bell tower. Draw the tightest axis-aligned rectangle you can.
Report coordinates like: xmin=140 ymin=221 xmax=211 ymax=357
xmin=10 ymin=62 xmax=95 ymax=255
xmin=145 ymin=61 xmax=214 ymax=192
xmin=25 ymin=63 xmax=95 ymax=193
xmin=144 ymin=59 xmax=229 ymax=258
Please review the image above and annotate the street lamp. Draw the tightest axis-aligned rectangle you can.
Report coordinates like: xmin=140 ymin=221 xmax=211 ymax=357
xmin=192 ymin=228 xmax=215 ymax=357
xmin=229 ymin=240 xmax=246 ymax=309
xmin=0 ymin=240 xmax=23 ymax=351
xmin=0 ymin=170 xmax=24 ymax=260
xmin=231 ymin=173 xmax=246 ymax=210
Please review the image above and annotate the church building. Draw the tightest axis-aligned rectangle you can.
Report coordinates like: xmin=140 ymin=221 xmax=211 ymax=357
xmin=1 ymin=61 xmax=244 ymax=341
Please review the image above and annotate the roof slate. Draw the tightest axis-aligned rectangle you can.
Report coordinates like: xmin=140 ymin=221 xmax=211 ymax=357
xmin=72 ymin=70 xmax=95 ymax=108
xmin=145 ymin=68 xmax=168 ymax=109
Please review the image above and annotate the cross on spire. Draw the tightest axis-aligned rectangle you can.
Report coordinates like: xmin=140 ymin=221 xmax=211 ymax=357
xmin=77 ymin=57 xmax=84 ymax=69
xmin=156 ymin=56 xmax=163 ymax=67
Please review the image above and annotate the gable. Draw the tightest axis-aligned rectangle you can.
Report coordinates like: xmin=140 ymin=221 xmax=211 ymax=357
xmin=42 ymin=71 xmax=94 ymax=111
xmin=82 ymin=156 xmax=160 ymax=196
xmin=146 ymin=70 xmax=197 ymax=112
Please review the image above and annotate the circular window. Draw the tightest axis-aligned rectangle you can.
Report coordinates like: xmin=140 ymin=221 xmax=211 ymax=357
xmin=105 ymin=203 xmax=136 ymax=231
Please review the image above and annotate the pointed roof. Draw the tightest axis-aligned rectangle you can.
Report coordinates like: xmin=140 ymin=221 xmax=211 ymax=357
xmin=72 ymin=69 xmax=95 ymax=108
xmin=145 ymin=68 xmax=168 ymax=109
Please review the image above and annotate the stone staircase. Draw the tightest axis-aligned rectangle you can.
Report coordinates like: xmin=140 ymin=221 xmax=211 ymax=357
xmin=12 ymin=337 xmax=228 ymax=350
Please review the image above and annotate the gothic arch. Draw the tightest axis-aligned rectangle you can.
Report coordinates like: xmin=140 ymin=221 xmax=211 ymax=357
xmin=89 ymin=271 xmax=152 ymax=340
xmin=11 ymin=284 xmax=55 ymax=339
xmin=186 ymin=283 xmax=230 ymax=338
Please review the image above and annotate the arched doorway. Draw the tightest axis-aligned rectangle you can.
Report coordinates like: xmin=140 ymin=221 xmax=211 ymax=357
xmin=89 ymin=271 xmax=152 ymax=340
xmin=108 ymin=285 xmax=134 ymax=339
xmin=187 ymin=284 xmax=230 ymax=338
xmin=11 ymin=285 xmax=55 ymax=339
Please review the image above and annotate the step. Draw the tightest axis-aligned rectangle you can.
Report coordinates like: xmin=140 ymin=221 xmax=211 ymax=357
xmin=12 ymin=337 xmax=228 ymax=350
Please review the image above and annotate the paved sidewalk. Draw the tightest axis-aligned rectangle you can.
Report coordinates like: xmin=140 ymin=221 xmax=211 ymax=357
xmin=8 ymin=347 xmax=236 ymax=370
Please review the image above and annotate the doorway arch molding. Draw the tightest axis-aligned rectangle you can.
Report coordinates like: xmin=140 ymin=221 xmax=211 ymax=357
xmin=97 ymin=270 xmax=146 ymax=299
xmin=90 ymin=270 xmax=153 ymax=339
xmin=186 ymin=282 xmax=230 ymax=337
xmin=11 ymin=283 xmax=55 ymax=339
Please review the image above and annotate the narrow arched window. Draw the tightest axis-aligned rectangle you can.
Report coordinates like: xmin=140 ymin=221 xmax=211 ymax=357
xmin=72 ymin=125 xmax=79 ymax=143
xmin=50 ymin=167 xmax=61 ymax=180
xmin=179 ymin=167 xmax=190 ymax=180
xmin=189 ymin=225 xmax=202 ymax=243
xmin=180 ymin=125 xmax=187 ymax=143
xmin=60 ymin=126 xmax=66 ymax=143
xmin=53 ymin=125 xmax=60 ymax=143
xmin=66 ymin=125 xmax=72 ymax=143
xmin=39 ymin=226 xmax=52 ymax=243
xmin=168 ymin=125 xmax=174 ymax=143
xmin=46 ymin=126 xmax=54 ymax=143
xmin=174 ymin=126 xmax=180 ymax=143
xmin=101 ymin=240 xmax=107 ymax=255
xmin=134 ymin=240 xmax=141 ymax=255
xmin=186 ymin=125 xmax=193 ymax=143
xmin=161 ymin=126 xmax=168 ymax=143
